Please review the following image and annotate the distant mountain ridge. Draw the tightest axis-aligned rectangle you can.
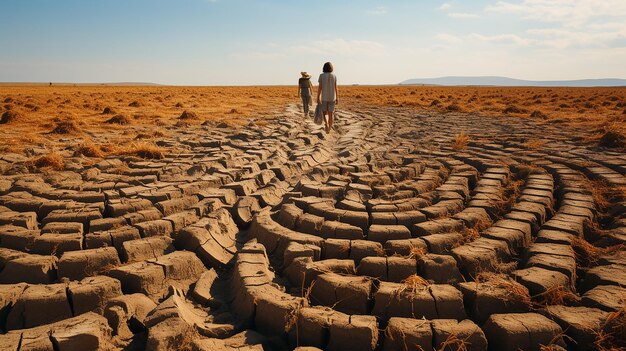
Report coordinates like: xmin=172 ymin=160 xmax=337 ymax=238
xmin=400 ymin=76 xmax=626 ymax=87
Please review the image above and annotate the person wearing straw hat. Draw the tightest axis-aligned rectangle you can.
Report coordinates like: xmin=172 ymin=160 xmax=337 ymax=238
xmin=298 ymin=72 xmax=314 ymax=116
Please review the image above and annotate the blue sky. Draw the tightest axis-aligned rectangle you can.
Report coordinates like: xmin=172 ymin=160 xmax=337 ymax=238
xmin=1 ymin=0 xmax=625 ymax=85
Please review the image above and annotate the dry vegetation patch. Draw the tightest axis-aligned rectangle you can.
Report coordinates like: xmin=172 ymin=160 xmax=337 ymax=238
xmin=452 ymin=132 xmax=470 ymax=150
xmin=0 ymin=110 xmax=22 ymax=124
xmin=105 ymin=114 xmax=131 ymax=125
xmin=116 ymin=142 xmax=165 ymax=159
xmin=51 ymin=119 xmax=79 ymax=134
xmin=75 ymin=140 xmax=105 ymax=158
xmin=26 ymin=152 xmax=65 ymax=171
xmin=179 ymin=110 xmax=199 ymax=120
xmin=102 ymin=106 xmax=115 ymax=114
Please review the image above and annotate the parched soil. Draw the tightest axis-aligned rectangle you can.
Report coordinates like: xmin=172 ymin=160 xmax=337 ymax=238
xmin=0 ymin=86 xmax=625 ymax=351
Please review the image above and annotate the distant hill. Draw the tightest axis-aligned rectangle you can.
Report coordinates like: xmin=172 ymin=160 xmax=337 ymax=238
xmin=400 ymin=76 xmax=626 ymax=87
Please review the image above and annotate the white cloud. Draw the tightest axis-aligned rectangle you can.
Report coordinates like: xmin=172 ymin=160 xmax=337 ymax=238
xmin=435 ymin=33 xmax=463 ymax=43
xmin=439 ymin=3 xmax=452 ymax=11
xmin=485 ymin=0 xmax=626 ymax=27
xmin=368 ymin=6 xmax=388 ymax=15
xmin=475 ymin=0 xmax=626 ymax=50
xmin=470 ymin=33 xmax=534 ymax=46
xmin=448 ymin=12 xmax=479 ymax=18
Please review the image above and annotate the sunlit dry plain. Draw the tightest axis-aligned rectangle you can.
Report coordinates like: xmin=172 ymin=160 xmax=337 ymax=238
xmin=0 ymin=84 xmax=625 ymax=351
xmin=1 ymin=85 xmax=625 ymax=159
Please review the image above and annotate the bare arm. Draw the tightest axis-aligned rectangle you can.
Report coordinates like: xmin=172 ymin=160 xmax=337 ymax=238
xmin=334 ymin=77 xmax=338 ymax=104
xmin=309 ymin=80 xmax=313 ymax=96
xmin=317 ymin=80 xmax=322 ymax=103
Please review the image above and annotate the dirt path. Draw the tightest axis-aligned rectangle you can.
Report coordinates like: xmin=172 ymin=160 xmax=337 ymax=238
xmin=0 ymin=103 xmax=624 ymax=350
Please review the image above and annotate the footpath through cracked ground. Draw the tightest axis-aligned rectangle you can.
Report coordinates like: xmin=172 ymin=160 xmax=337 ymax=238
xmin=1 ymin=103 xmax=625 ymax=351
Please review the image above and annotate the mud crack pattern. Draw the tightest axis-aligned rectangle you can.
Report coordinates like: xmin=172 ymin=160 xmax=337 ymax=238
xmin=0 ymin=104 xmax=625 ymax=351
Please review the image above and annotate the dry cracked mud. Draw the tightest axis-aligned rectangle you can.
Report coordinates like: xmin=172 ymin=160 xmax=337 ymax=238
xmin=0 ymin=102 xmax=625 ymax=351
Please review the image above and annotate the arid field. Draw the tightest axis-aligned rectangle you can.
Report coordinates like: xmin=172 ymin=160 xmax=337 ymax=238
xmin=0 ymin=85 xmax=625 ymax=351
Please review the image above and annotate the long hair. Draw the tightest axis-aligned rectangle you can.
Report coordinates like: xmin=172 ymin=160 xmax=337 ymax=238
xmin=323 ymin=62 xmax=333 ymax=73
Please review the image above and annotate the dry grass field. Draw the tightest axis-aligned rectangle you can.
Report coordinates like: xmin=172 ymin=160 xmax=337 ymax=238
xmin=342 ymin=85 xmax=626 ymax=148
xmin=1 ymin=85 xmax=624 ymax=158
xmin=0 ymin=86 xmax=294 ymax=157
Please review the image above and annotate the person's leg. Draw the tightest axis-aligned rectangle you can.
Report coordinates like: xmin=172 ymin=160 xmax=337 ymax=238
xmin=301 ymin=95 xmax=308 ymax=115
xmin=323 ymin=112 xmax=329 ymax=132
xmin=327 ymin=111 xmax=333 ymax=131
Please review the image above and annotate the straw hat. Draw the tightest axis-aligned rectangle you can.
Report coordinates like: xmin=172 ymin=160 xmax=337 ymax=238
xmin=301 ymin=71 xmax=311 ymax=78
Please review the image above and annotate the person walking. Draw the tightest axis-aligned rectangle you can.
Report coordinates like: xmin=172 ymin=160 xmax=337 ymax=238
xmin=298 ymin=72 xmax=313 ymax=116
xmin=316 ymin=62 xmax=337 ymax=133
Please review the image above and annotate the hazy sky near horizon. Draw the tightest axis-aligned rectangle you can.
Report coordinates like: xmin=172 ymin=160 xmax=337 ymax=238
xmin=1 ymin=0 xmax=625 ymax=85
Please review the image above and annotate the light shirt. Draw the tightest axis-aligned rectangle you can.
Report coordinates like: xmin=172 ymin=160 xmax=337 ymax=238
xmin=318 ymin=73 xmax=337 ymax=102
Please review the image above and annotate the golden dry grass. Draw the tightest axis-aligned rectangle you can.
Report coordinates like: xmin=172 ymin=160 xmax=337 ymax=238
xmin=75 ymin=139 xmax=105 ymax=158
xmin=115 ymin=142 xmax=165 ymax=159
xmin=534 ymin=285 xmax=581 ymax=306
xmin=399 ymin=275 xmax=430 ymax=294
xmin=26 ymin=152 xmax=65 ymax=171
xmin=571 ymin=236 xmax=623 ymax=267
xmin=1 ymin=85 xmax=625 ymax=157
xmin=584 ymin=179 xmax=626 ymax=211
xmin=452 ymin=132 xmax=470 ymax=150
xmin=474 ymin=272 xmax=532 ymax=308
xmin=408 ymin=245 xmax=428 ymax=259
xmin=0 ymin=85 xmax=295 ymax=157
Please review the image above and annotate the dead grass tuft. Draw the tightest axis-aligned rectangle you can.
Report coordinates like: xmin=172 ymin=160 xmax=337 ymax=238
xmin=571 ymin=237 xmax=623 ymax=267
xmin=595 ymin=298 xmax=626 ymax=350
xmin=460 ymin=227 xmax=480 ymax=243
xmin=539 ymin=332 xmax=571 ymax=351
xmin=179 ymin=110 xmax=199 ymax=120
xmin=75 ymin=139 xmax=104 ymax=158
xmin=0 ymin=110 xmax=22 ymax=124
xmin=399 ymin=275 xmax=430 ymax=295
xmin=105 ymin=114 xmax=130 ymax=125
xmin=584 ymin=179 xmax=613 ymax=212
xmin=115 ymin=142 xmax=165 ymax=159
xmin=27 ymin=152 xmax=65 ymax=171
xmin=493 ymin=179 xmax=525 ymax=216
xmin=102 ymin=106 xmax=115 ymax=114
xmin=534 ymin=285 xmax=580 ymax=306
xmin=134 ymin=130 xmax=165 ymax=139
xmin=598 ymin=124 xmax=626 ymax=149
xmin=452 ymin=132 xmax=470 ymax=151
xmin=408 ymin=246 xmax=428 ymax=259
xmin=436 ymin=333 xmax=469 ymax=351
xmin=51 ymin=119 xmax=79 ymax=134
xmin=475 ymin=272 xmax=532 ymax=307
